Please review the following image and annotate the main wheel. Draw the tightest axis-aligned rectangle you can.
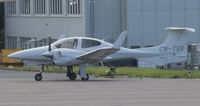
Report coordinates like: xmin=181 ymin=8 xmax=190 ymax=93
xmin=35 ymin=73 xmax=42 ymax=81
xmin=69 ymin=72 xmax=77 ymax=80
xmin=81 ymin=74 xmax=89 ymax=81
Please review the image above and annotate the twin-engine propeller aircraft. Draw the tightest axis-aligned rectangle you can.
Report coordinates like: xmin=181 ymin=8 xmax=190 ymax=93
xmin=8 ymin=27 xmax=195 ymax=81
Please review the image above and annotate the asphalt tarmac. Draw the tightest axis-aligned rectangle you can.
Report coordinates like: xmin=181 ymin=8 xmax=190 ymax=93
xmin=0 ymin=69 xmax=200 ymax=106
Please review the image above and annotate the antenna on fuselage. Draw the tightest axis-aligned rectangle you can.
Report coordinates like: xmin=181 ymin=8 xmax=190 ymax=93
xmin=102 ymin=34 xmax=112 ymax=41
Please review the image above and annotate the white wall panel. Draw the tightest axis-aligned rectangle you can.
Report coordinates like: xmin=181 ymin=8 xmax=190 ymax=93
xmin=171 ymin=0 xmax=185 ymax=10
xmin=157 ymin=0 xmax=170 ymax=10
xmin=5 ymin=17 xmax=84 ymax=39
xmin=126 ymin=0 xmax=141 ymax=11
xmin=171 ymin=11 xmax=185 ymax=27
xmin=157 ymin=11 xmax=170 ymax=45
xmin=185 ymin=0 xmax=199 ymax=10
xmin=127 ymin=11 xmax=142 ymax=47
xmin=185 ymin=10 xmax=200 ymax=43
xmin=143 ymin=0 xmax=155 ymax=10
xmin=143 ymin=11 xmax=156 ymax=46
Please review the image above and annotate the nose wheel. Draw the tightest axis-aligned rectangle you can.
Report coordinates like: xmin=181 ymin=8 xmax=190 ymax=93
xmin=35 ymin=73 xmax=43 ymax=81
xmin=34 ymin=65 xmax=44 ymax=81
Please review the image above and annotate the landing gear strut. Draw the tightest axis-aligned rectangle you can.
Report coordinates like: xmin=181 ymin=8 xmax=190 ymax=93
xmin=35 ymin=65 xmax=44 ymax=81
xmin=81 ymin=74 xmax=89 ymax=81
xmin=80 ymin=64 xmax=89 ymax=81
xmin=67 ymin=66 xmax=77 ymax=80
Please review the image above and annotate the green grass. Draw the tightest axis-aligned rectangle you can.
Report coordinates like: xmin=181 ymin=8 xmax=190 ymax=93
xmin=0 ymin=65 xmax=199 ymax=79
xmin=86 ymin=67 xmax=192 ymax=79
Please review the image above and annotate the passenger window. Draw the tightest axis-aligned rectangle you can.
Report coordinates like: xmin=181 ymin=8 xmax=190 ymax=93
xmin=82 ymin=39 xmax=101 ymax=48
xmin=54 ymin=38 xmax=78 ymax=49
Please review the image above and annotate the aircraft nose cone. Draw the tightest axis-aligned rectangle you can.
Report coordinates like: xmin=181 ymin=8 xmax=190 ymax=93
xmin=7 ymin=54 xmax=13 ymax=58
xmin=8 ymin=52 xmax=21 ymax=59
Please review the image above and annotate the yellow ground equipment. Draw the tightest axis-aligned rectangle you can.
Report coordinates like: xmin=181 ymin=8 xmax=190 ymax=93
xmin=0 ymin=49 xmax=23 ymax=66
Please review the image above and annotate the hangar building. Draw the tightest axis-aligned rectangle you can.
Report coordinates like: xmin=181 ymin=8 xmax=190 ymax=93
xmin=5 ymin=0 xmax=122 ymax=49
xmin=4 ymin=0 xmax=200 ymax=50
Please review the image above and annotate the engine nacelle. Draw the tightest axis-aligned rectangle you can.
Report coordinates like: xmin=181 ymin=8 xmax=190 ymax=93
xmin=53 ymin=57 xmax=73 ymax=66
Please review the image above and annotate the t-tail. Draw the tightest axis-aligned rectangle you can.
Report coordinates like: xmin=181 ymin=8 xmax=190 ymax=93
xmin=138 ymin=27 xmax=195 ymax=66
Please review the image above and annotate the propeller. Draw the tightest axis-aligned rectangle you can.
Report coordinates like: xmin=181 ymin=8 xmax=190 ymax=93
xmin=43 ymin=37 xmax=64 ymax=65
xmin=43 ymin=37 xmax=54 ymax=65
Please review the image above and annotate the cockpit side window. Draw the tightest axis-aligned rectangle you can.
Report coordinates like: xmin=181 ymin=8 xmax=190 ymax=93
xmin=54 ymin=38 xmax=78 ymax=49
xmin=82 ymin=39 xmax=101 ymax=48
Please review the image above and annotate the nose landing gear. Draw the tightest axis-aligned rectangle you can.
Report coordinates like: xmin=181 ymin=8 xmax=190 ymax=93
xmin=35 ymin=65 xmax=44 ymax=81
xmin=35 ymin=73 xmax=42 ymax=81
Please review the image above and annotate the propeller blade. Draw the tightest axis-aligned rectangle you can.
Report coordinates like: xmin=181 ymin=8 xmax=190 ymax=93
xmin=48 ymin=37 xmax=52 ymax=51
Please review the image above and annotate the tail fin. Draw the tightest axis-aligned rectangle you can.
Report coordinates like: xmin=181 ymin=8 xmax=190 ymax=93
xmin=138 ymin=27 xmax=195 ymax=66
xmin=161 ymin=27 xmax=195 ymax=56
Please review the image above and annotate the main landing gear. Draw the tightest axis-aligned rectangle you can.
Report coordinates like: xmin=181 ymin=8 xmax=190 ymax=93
xmin=66 ymin=65 xmax=89 ymax=81
xmin=79 ymin=64 xmax=89 ymax=81
xmin=35 ymin=65 xmax=44 ymax=81
xmin=66 ymin=66 xmax=77 ymax=80
xmin=81 ymin=74 xmax=89 ymax=81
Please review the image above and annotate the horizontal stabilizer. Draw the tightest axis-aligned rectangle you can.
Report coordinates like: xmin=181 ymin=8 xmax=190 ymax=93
xmin=165 ymin=27 xmax=195 ymax=32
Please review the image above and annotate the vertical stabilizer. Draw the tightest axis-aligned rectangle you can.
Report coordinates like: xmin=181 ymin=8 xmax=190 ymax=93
xmin=138 ymin=27 xmax=195 ymax=66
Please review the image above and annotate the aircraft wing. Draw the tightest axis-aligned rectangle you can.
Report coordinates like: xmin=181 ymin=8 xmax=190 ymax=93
xmin=76 ymin=31 xmax=128 ymax=63
xmin=76 ymin=47 xmax=119 ymax=63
